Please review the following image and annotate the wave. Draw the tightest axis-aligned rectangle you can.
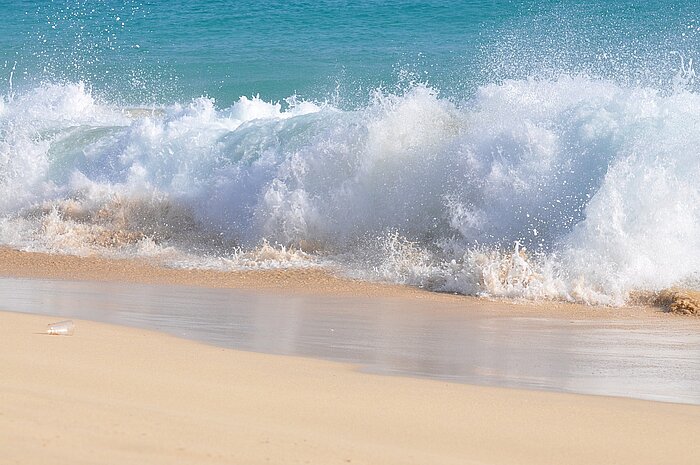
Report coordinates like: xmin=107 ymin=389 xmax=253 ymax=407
xmin=1 ymin=78 xmax=699 ymax=304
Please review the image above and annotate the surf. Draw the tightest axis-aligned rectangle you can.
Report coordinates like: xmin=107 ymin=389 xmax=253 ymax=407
xmin=0 ymin=75 xmax=699 ymax=305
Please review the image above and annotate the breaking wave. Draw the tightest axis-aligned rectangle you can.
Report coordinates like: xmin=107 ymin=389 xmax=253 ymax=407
xmin=1 ymin=77 xmax=699 ymax=304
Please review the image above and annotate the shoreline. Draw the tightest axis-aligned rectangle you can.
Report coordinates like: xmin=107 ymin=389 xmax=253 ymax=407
xmin=0 ymin=247 xmax=454 ymax=299
xmin=0 ymin=246 xmax=687 ymax=320
xmin=4 ymin=272 xmax=699 ymax=404
xmin=2 ymin=247 xmax=700 ymax=463
xmin=2 ymin=310 xmax=700 ymax=465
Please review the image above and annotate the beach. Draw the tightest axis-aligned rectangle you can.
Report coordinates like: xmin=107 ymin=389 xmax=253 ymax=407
xmin=3 ymin=1 xmax=700 ymax=463
xmin=1 ymin=249 xmax=700 ymax=464
xmin=3 ymin=310 xmax=700 ymax=465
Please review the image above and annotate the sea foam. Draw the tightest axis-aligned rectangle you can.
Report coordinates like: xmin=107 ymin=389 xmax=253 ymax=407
xmin=1 ymin=77 xmax=698 ymax=304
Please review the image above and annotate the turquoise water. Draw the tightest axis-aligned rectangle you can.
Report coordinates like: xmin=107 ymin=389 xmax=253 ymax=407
xmin=1 ymin=1 xmax=700 ymax=304
xmin=0 ymin=0 xmax=521 ymax=103
xmin=3 ymin=1 xmax=699 ymax=104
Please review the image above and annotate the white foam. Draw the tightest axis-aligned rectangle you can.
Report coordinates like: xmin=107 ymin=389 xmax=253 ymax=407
xmin=1 ymin=78 xmax=699 ymax=304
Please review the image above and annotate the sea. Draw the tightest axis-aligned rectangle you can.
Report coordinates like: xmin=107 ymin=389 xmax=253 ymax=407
xmin=1 ymin=0 xmax=699 ymax=305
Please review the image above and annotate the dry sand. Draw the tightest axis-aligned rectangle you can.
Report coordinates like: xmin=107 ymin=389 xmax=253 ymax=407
xmin=2 ymin=311 xmax=700 ymax=465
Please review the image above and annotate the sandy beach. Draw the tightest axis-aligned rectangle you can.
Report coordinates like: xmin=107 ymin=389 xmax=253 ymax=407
xmin=0 ymin=245 xmax=700 ymax=465
xmin=4 ymin=0 xmax=700 ymax=463
xmin=2 ymin=310 xmax=700 ymax=465
xmin=0 ymin=248 xmax=699 ymax=464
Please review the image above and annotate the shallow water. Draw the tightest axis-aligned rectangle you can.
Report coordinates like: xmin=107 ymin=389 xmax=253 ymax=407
xmin=3 ymin=277 xmax=700 ymax=404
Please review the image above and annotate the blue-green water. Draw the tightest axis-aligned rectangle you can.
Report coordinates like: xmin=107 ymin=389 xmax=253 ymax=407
xmin=0 ymin=0 xmax=518 ymax=103
xmin=1 ymin=1 xmax=699 ymax=304
xmin=3 ymin=0 xmax=699 ymax=104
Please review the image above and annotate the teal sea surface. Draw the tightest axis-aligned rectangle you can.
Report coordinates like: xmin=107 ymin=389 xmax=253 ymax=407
xmin=4 ymin=0 xmax=699 ymax=103
xmin=0 ymin=0 xmax=699 ymax=304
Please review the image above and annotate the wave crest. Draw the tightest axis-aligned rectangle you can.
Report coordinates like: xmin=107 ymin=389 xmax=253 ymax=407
xmin=1 ymin=78 xmax=699 ymax=304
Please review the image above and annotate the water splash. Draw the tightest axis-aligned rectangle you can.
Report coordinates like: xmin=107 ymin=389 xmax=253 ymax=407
xmin=1 ymin=78 xmax=699 ymax=304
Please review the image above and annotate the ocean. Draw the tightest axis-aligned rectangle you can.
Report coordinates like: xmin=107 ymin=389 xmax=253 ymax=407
xmin=1 ymin=0 xmax=699 ymax=304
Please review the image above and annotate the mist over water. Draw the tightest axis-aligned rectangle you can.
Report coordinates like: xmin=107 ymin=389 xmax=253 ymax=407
xmin=1 ymin=0 xmax=699 ymax=305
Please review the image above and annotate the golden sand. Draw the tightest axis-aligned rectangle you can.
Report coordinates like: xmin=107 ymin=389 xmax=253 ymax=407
xmin=1 ymin=247 xmax=699 ymax=463
xmin=2 ymin=311 xmax=699 ymax=465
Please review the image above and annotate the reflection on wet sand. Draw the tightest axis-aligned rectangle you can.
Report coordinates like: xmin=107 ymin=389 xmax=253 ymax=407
xmin=3 ymin=277 xmax=700 ymax=404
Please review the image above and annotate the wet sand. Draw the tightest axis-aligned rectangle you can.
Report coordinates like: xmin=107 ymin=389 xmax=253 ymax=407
xmin=3 ymin=310 xmax=700 ymax=465
xmin=0 ymin=246 xmax=684 ymax=317
xmin=3 ymin=277 xmax=700 ymax=403
xmin=0 ymin=247 xmax=445 ymax=299
xmin=2 ymin=247 xmax=700 ymax=463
